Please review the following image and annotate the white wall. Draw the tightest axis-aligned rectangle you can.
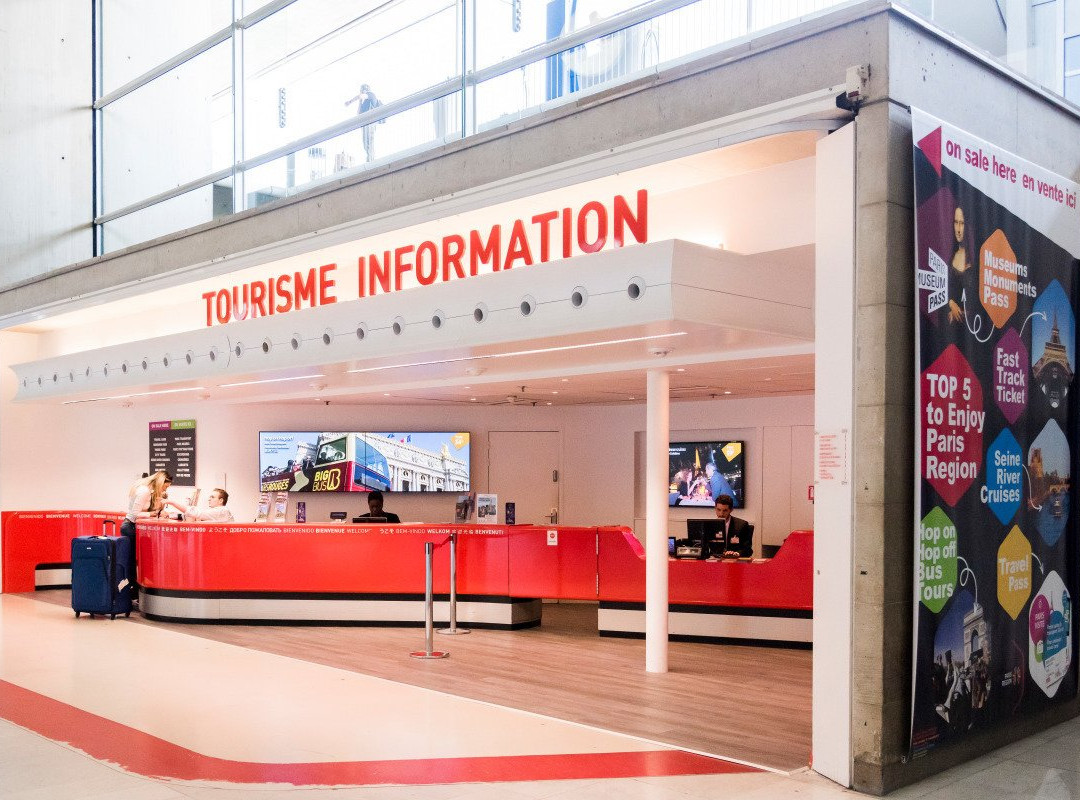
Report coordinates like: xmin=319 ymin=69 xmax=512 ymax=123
xmin=0 ymin=364 xmax=812 ymax=540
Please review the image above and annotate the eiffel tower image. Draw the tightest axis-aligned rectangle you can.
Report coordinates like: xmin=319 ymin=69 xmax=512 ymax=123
xmin=1033 ymin=311 xmax=1074 ymax=409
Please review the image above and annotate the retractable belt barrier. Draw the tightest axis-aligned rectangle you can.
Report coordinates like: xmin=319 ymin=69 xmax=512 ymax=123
xmin=409 ymin=540 xmax=449 ymax=659
xmin=438 ymin=530 xmax=470 ymax=636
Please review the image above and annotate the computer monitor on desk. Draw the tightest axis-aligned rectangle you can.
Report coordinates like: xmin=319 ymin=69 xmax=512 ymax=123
xmin=686 ymin=519 xmax=724 ymax=544
xmin=353 ymin=515 xmax=387 ymax=523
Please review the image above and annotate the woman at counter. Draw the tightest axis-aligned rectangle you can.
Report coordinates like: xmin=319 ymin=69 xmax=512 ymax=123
xmin=122 ymin=470 xmax=172 ymax=597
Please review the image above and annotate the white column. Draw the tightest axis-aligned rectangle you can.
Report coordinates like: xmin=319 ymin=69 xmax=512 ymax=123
xmin=812 ymin=121 xmax=855 ymax=786
xmin=645 ymin=368 xmax=669 ymax=673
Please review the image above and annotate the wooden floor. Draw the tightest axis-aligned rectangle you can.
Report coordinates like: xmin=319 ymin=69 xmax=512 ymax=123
xmin=28 ymin=593 xmax=812 ymax=771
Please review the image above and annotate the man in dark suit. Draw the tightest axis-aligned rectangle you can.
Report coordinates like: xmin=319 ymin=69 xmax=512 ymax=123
xmin=354 ymin=490 xmax=401 ymax=524
xmin=712 ymin=494 xmax=753 ymax=557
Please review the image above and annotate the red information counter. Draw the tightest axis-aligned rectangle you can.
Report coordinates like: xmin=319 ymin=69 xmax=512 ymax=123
xmin=2 ymin=513 xmax=813 ymax=645
xmin=597 ymin=529 xmax=814 ymax=646
xmin=137 ymin=521 xmax=543 ymax=628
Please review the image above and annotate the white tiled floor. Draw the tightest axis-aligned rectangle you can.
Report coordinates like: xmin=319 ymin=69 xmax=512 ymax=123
xmin=1 ymin=593 xmax=1077 ymax=798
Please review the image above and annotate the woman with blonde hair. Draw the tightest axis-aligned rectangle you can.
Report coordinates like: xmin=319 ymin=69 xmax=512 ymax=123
xmin=121 ymin=470 xmax=172 ymax=599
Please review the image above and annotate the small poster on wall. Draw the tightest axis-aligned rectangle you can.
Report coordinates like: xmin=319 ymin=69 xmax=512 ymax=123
xmin=476 ymin=493 xmax=498 ymax=524
xmin=255 ymin=492 xmax=272 ymax=523
xmin=455 ymin=492 xmax=476 ymax=523
xmin=149 ymin=420 xmax=196 ymax=487
xmin=271 ymin=491 xmax=289 ymax=524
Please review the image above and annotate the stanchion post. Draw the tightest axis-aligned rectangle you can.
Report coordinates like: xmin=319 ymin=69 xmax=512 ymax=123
xmin=410 ymin=541 xmax=449 ymax=659
xmin=438 ymin=530 xmax=470 ymax=635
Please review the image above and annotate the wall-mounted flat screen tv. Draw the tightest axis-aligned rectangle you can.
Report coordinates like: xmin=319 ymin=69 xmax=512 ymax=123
xmin=259 ymin=431 xmax=470 ymax=493
xmin=668 ymin=440 xmax=744 ymax=508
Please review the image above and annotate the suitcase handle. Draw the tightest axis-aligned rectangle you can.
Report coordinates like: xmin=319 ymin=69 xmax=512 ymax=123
xmin=102 ymin=519 xmax=118 ymax=537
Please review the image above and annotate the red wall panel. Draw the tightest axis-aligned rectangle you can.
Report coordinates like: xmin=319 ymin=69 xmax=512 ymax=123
xmin=1 ymin=511 xmax=123 ymax=593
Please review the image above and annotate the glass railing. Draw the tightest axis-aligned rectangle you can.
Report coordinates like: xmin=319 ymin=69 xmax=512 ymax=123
xmin=894 ymin=0 xmax=1080 ymax=105
xmin=96 ymin=0 xmax=868 ymax=251
xmin=95 ymin=0 xmax=1080 ymax=253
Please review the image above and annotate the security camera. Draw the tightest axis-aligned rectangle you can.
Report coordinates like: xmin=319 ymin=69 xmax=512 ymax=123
xmin=836 ymin=64 xmax=870 ymax=112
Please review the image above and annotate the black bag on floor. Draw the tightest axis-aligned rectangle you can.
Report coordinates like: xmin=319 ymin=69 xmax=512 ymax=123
xmin=71 ymin=520 xmax=132 ymax=619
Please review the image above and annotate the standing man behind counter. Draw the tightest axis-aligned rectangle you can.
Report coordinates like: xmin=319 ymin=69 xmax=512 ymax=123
xmin=710 ymin=494 xmax=754 ymax=558
xmin=353 ymin=490 xmax=400 ymax=523
xmin=165 ymin=488 xmax=235 ymax=522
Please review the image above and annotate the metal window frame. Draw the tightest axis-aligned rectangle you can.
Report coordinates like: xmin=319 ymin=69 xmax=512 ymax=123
xmin=92 ymin=0 xmax=845 ymax=230
xmin=1066 ymin=33 xmax=1080 ymax=74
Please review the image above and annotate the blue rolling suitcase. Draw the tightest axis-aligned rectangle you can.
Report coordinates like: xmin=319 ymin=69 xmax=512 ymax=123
xmin=71 ymin=520 xmax=133 ymax=619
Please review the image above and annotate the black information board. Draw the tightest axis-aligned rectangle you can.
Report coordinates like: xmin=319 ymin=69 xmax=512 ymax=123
xmin=149 ymin=419 xmax=196 ymax=487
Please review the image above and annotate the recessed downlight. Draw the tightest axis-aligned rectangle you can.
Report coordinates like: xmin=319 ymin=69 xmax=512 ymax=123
xmin=570 ymin=286 xmax=588 ymax=307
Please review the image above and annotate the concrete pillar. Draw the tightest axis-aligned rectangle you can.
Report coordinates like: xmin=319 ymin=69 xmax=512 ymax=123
xmin=849 ymin=99 xmax=916 ymax=795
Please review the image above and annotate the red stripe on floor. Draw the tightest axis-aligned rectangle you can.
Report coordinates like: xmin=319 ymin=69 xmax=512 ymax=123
xmin=0 ymin=679 xmax=755 ymax=786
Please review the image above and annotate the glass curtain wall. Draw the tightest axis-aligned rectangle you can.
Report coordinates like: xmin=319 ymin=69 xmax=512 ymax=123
xmin=94 ymin=0 xmax=1080 ymax=254
xmin=95 ymin=0 xmax=870 ymax=252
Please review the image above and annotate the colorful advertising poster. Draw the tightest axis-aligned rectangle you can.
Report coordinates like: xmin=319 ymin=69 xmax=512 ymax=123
xmin=259 ymin=431 xmax=470 ymax=493
xmin=911 ymin=109 xmax=1080 ymax=757
xmin=476 ymin=494 xmax=498 ymax=524
xmin=149 ymin=420 xmax=196 ymax=487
